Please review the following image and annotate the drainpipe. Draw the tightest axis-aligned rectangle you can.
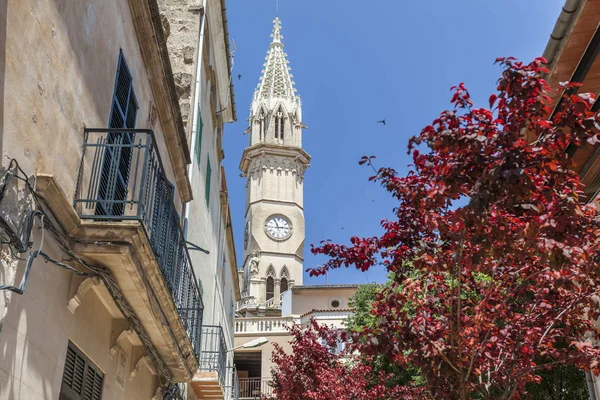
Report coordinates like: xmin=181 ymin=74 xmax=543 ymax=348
xmin=183 ymin=0 xmax=208 ymax=239
xmin=542 ymin=0 xmax=582 ymax=70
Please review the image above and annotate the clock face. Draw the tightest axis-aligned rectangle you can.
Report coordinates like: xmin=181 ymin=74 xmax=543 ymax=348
xmin=265 ymin=215 xmax=292 ymax=240
xmin=244 ymin=222 xmax=250 ymax=249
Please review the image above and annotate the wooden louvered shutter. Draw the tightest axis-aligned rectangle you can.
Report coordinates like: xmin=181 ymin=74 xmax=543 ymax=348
xmin=60 ymin=342 xmax=104 ymax=400
xmin=96 ymin=50 xmax=138 ymax=217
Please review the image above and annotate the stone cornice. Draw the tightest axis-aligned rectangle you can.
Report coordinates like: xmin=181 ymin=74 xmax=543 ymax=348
xmin=239 ymin=143 xmax=310 ymax=173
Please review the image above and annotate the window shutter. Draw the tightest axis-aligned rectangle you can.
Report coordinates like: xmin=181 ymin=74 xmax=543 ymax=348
xmin=60 ymin=342 xmax=104 ymax=400
xmin=195 ymin=108 xmax=203 ymax=168
xmin=205 ymin=156 xmax=212 ymax=207
xmin=96 ymin=51 xmax=138 ymax=217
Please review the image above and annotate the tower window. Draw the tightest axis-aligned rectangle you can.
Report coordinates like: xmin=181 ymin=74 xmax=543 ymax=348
xmin=266 ymin=276 xmax=274 ymax=301
xmin=280 ymin=277 xmax=288 ymax=293
xmin=274 ymin=109 xmax=285 ymax=144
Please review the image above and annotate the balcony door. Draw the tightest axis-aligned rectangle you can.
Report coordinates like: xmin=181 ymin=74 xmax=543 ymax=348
xmin=96 ymin=51 xmax=138 ymax=217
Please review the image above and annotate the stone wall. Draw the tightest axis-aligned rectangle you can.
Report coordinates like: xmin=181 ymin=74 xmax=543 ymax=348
xmin=157 ymin=0 xmax=201 ymax=142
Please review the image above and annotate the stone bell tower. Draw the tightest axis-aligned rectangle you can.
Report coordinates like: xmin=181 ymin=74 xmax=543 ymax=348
xmin=239 ymin=17 xmax=310 ymax=315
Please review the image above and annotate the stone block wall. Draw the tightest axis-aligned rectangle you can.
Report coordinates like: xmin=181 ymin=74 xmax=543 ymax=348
xmin=157 ymin=0 xmax=202 ymax=142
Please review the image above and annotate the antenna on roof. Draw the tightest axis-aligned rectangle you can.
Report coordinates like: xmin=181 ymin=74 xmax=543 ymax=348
xmin=276 ymin=0 xmax=279 ymax=17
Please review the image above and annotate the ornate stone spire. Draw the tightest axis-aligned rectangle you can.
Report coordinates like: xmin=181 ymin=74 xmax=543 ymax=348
xmin=253 ymin=17 xmax=299 ymax=108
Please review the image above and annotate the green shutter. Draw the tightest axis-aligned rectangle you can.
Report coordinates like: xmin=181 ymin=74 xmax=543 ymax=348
xmin=205 ymin=156 xmax=212 ymax=207
xmin=195 ymin=109 xmax=203 ymax=168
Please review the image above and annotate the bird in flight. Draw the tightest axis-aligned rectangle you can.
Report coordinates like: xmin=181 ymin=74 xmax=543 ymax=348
xmin=377 ymin=118 xmax=386 ymax=125
xmin=238 ymin=74 xmax=242 ymax=80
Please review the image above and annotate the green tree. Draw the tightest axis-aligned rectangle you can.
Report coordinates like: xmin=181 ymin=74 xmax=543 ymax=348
xmin=346 ymin=280 xmax=426 ymax=389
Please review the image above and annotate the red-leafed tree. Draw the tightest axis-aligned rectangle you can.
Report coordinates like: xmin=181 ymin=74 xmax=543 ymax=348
xmin=311 ymin=57 xmax=600 ymax=399
xmin=267 ymin=318 xmax=429 ymax=400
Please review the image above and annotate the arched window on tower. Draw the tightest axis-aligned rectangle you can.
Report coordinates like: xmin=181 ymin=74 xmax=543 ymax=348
xmin=274 ymin=107 xmax=285 ymax=145
xmin=258 ymin=112 xmax=267 ymax=142
xmin=280 ymin=266 xmax=290 ymax=295
xmin=266 ymin=276 xmax=275 ymax=301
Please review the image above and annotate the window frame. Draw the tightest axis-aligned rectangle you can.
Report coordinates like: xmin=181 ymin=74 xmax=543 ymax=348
xmin=60 ymin=341 xmax=104 ymax=400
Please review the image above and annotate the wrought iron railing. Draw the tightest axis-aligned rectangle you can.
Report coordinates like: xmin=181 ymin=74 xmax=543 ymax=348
xmin=199 ymin=325 xmax=227 ymax=386
xmin=74 ymin=128 xmax=204 ymax=359
xmin=225 ymin=366 xmax=240 ymax=400
xmin=239 ymin=377 xmax=273 ymax=399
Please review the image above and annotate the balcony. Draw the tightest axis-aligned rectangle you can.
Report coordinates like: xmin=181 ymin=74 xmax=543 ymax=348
xmin=235 ymin=316 xmax=295 ymax=334
xmin=239 ymin=378 xmax=273 ymax=399
xmin=38 ymin=128 xmax=203 ymax=381
xmin=192 ymin=325 xmax=228 ymax=399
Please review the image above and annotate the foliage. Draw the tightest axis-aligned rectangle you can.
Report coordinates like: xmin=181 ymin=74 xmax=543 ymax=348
xmin=525 ymin=364 xmax=588 ymax=399
xmin=311 ymin=57 xmax=600 ymax=399
xmin=345 ymin=282 xmax=380 ymax=333
xmin=346 ymin=280 xmax=427 ymax=390
xmin=267 ymin=318 xmax=429 ymax=400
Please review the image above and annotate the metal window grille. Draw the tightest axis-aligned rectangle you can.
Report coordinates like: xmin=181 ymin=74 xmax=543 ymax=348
xmin=60 ymin=342 xmax=104 ymax=400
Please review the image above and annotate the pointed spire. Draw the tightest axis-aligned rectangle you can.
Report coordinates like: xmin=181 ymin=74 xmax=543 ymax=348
xmin=253 ymin=17 xmax=298 ymax=106
xmin=271 ymin=17 xmax=283 ymax=45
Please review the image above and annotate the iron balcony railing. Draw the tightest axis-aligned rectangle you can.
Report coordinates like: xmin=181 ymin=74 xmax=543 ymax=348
xmin=225 ymin=366 xmax=240 ymax=400
xmin=199 ymin=325 xmax=228 ymax=386
xmin=239 ymin=377 xmax=273 ymax=399
xmin=74 ymin=128 xmax=204 ymax=359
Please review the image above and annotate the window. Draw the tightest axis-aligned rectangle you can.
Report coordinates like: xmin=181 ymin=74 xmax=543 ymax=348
xmin=205 ymin=156 xmax=212 ymax=207
xmin=96 ymin=51 xmax=138 ymax=217
xmin=60 ymin=341 xmax=104 ymax=400
xmin=329 ymin=297 xmax=342 ymax=309
xmin=280 ymin=277 xmax=288 ymax=293
xmin=274 ymin=108 xmax=284 ymax=144
xmin=266 ymin=276 xmax=274 ymax=301
xmin=195 ymin=107 xmax=203 ymax=168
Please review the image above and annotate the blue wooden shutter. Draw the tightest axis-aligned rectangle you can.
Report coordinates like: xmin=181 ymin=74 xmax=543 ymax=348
xmin=96 ymin=51 xmax=138 ymax=216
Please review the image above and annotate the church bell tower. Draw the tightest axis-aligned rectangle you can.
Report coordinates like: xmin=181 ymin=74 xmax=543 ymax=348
xmin=240 ymin=17 xmax=310 ymax=314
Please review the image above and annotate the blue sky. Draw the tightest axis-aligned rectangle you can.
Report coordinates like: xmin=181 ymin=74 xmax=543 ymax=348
xmin=222 ymin=0 xmax=564 ymax=285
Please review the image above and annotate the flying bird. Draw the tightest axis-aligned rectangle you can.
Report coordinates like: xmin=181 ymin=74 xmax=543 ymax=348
xmin=238 ymin=74 xmax=242 ymax=80
xmin=377 ymin=118 xmax=386 ymax=125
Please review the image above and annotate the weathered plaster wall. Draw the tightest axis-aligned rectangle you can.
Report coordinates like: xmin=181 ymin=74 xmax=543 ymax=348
xmin=2 ymin=0 xmax=183 ymax=207
xmin=0 ymin=0 xmax=197 ymax=397
xmin=183 ymin=0 xmax=236 ymax=354
xmin=0 ymin=232 xmax=160 ymax=399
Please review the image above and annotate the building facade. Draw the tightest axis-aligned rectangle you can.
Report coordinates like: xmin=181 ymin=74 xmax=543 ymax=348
xmin=0 ymin=0 xmax=239 ymax=399
xmin=232 ymin=17 xmax=358 ymax=399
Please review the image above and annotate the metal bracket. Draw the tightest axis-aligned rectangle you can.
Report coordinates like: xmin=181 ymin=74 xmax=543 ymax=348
xmin=185 ymin=240 xmax=210 ymax=254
